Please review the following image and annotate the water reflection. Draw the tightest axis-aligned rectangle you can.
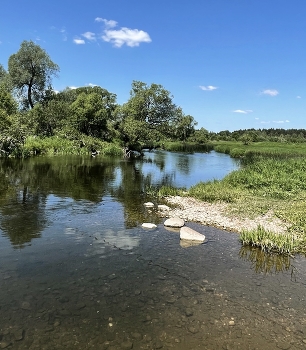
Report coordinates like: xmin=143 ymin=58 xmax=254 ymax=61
xmin=0 ymin=152 xmax=238 ymax=249
xmin=239 ymin=245 xmax=293 ymax=274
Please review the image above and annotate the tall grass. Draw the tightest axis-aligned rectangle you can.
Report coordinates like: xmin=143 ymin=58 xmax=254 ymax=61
xmin=240 ymin=226 xmax=298 ymax=254
xmin=22 ymin=136 xmax=123 ymax=157
xmin=162 ymin=141 xmax=213 ymax=153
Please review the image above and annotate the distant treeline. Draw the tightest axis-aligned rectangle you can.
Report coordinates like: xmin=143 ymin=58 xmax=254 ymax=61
xmin=207 ymin=128 xmax=306 ymax=143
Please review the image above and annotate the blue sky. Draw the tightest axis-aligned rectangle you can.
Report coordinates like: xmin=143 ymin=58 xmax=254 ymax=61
xmin=0 ymin=0 xmax=305 ymax=132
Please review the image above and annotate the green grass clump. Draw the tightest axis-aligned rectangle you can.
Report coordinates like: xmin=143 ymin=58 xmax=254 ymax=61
xmin=240 ymin=226 xmax=298 ymax=255
xmin=100 ymin=143 xmax=123 ymax=156
xmin=145 ymin=185 xmax=183 ymax=197
xmin=162 ymin=141 xmax=213 ymax=153
xmin=189 ymin=180 xmax=242 ymax=203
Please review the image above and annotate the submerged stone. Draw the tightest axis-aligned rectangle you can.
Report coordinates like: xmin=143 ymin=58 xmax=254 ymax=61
xmin=164 ymin=217 xmax=185 ymax=228
xmin=180 ymin=226 xmax=205 ymax=242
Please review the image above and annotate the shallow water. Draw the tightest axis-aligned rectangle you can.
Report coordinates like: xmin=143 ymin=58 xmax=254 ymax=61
xmin=0 ymin=153 xmax=305 ymax=349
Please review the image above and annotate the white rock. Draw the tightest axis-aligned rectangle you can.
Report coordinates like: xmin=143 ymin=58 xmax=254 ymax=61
xmin=144 ymin=202 xmax=154 ymax=208
xmin=180 ymin=226 xmax=205 ymax=242
xmin=158 ymin=204 xmax=170 ymax=211
xmin=141 ymin=223 xmax=157 ymax=229
xmin=164 ymin=217 xmax=185 ymax=228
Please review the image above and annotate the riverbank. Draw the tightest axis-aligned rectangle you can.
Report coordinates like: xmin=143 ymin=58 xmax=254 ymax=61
xmin=155 ymin=154 xmax=306 ymax=254
xmin=161 ymin=195 xmax=289 ymax=234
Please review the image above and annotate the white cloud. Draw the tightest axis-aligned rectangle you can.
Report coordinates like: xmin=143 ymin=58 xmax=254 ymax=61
xmin=199 ymin=85 xmax=218 ymax=91
xmin=273 ymin=120 xmax=290 ymax=124
xmin=261 ymin=89 xmax=279 ymax=96
xmin=102 ymin=27 xmax=151 ymax=47
xmin=95 ymin=17 xmax=117 ymax=28
xmin=87 ymin=83 xmax=98 ymax=87
xmin=297 ymin=96 xmax=301 ymax=99
xmin=60 ymin=28 xmax=67 ymax=41
xmin=69 ymin=86 xmax=78 ymax=89
xmin=260 ymin=121 xmax=270 ymax=124
xmin=255 ymin=118 xmax=259 ymax=120
xmin=73 ymin=38 xmax=85 ymax=45
xmin=82 ymin=32 xmax=96 ymax=41
xmin=233 ymin=109 xmax=253 ymax=114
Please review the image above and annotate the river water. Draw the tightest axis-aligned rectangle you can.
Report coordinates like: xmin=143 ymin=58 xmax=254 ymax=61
xmin=0 ymin=151 xmax=306 ymax=349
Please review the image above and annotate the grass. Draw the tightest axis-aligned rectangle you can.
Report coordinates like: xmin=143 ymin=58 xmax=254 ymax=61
xmin=161 ymin=141 xmax=213 ymax=153
xmin=21 ymin=136 xmax=123 ymax=157
xmin=213 ymin=140 xmax=306 ymax=158
xmin=239 ymin=226 xmax=298 ymax=254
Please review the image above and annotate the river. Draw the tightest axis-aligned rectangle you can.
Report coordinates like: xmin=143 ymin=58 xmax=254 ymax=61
xmin=0 ymin=151 xmax=305 ymax=349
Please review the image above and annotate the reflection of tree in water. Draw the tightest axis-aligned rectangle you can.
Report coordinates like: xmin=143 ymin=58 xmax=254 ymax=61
xmin=0 ymin=156 xmax=117 ymax=248
xmin=109 ymin=159 xmax=165 ymax=229
xmin=175 ymin=154 xmax=191 ymax=175
xmin=0 ymin=187 xmax=46 ymax=249
xmin=239 ymin=245 xmax=293 ymax=274
xmin=142 ymin=150 xmax=166 ymax=172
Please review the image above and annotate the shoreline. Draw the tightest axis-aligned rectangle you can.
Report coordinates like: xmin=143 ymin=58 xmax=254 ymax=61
xmin=161 ymin=196 xmax=289 ymax=234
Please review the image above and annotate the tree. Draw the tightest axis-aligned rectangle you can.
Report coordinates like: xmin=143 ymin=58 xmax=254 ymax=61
xmin=8 ymin=40 xmax=59 ymax=109
xmin=69 ymin=86 xmax=117 ymax=139
xmin=192 ymin=127 xmax=210 ymax=144
xmin=120 ymin=81 xmax=178 ymax=146
xmin=173 ymin=110 xmax=197 ymax=141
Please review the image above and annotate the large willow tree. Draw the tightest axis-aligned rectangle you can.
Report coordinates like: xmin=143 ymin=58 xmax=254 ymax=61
xmin=8 ymin=40 xmax=59 ymax=109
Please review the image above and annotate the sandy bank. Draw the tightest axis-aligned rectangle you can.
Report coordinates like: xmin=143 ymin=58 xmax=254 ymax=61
xmin=161 ymin=196 xmax=289 ymax=234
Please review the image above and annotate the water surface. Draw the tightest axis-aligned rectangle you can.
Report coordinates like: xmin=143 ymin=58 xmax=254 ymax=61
xmin=0 ymin=152 xmax=305 ymax=349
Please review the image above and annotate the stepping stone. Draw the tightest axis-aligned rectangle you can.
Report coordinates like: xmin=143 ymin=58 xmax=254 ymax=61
xmin=164 ymin=217 xmax=185 ymax=228
xmin=144 ymin=202 xmax=154 ymax=208
xmin=180 ymin=226 xmax=205 ymax=242
xmin=142 ymin=223 xmax=157 ymax=229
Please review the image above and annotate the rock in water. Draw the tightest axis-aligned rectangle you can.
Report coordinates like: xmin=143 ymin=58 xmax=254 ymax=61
xmin=164 ymin=217 xmax=185 ymax=228
xmin=180 ymin=226 xmax=205 ymax=242
xmin=144 ymin=202 xmax=154 ymax=208
xmin=157 ymin=204 xmax=170 ymax=211
xmin=141 ymin=223 xmax=157 ymax=229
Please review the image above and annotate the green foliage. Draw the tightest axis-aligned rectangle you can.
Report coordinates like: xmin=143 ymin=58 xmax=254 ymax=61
xmin=8 ymin=40 xmax=59 ymax=108
xmin=69 ymin=86 xmax=117 ymax=140
xmin=162 ymin=141 xmax=213 ymax=153
xmin=145 ymin=185 xmax=183 ymax=197
xmin=191 ymin=127 xmax=210 ymax=144
xmin=0 ymin=87 xmax=18 ymax=117
xmin=189 ymin=180 xmax=242 ymax=203
xmin=240 ymin=226 xmax=298 ymax=254
xmin=172 ymin=109 xmax=197 ymax=141
xmin=213 ymin=141 xmax=306 ymax=158
xmin=120 ymin=81 xmax=180 ymax=145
